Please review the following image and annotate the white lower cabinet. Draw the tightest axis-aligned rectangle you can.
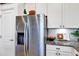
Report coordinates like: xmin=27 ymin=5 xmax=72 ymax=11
xmin=73 ymin=48 xmax=79 ymax=56
xmin=46 ymin=44 xmax=75 ymax=56
xmin=46 ymin=51 xmax=57 ymax=56
xmin=59 ymin=52 xmax=73 ymax=56
xmin=0 ymin=16 xmax=1 ymax=38
xmin=0 ymin=40 xmax=3 ymax=56
xmin=0 ymin=39 xmax=15 ymax=56
xmin=46 ymin=50 xmax=73 ymax=56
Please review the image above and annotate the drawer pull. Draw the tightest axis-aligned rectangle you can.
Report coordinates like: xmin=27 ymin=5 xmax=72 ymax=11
xmin=56 ymin=48 xmax=60 ymax=50
xmin=0 ymin=35 xmax=2 ymax=38
xmin=56 ymin=53 xmax=60 ymax=56
xmin=10 ymin=39 xmax=14 ymax=41
xmin=75 ymin=54 xmax=78 ymax=56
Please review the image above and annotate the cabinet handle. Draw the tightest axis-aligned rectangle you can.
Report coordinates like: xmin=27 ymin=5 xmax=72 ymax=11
xmin=59 ymin=53 xmax=60 ymax=55
xmin=56 ymin=53 xmax=57 ymax=55
xmin=75 ymin=54 xmax=78 ymax=56
xmin=60 ymin=25 xmax=62 ymax=28
xmin=10 ymin=39 xmax=14 ymax=41
xmin=56 ymin=53 xmax=60 ymax=56
xmin=56 ymin=48 xmax=60 ymax=50
xmin=63 ymin=25 xmax=64 ymax=28
xmin=0 ymin=35 xmax=2 ymax=38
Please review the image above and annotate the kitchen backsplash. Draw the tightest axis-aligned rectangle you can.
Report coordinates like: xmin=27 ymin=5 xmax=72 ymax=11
xmin=48 ymin=28 xmax=79 ymax=42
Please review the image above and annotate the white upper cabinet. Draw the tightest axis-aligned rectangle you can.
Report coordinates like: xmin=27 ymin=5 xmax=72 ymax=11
xmin=0 ymin=16 xmax=1 ymax=38
xmin=47 ymin=3 xmax=62 ymax=28
xmin=0 ymin=5 xmax=1 ymax=36
xmin=0 ymin=5 xmax=1 ymax=15
xmin=47 ymin=3 xmax=79 ymax=28
xmin=1 ymin=4 xmax=17 ymax=16
xmin=36 ymin=3 xmax=47 ymax=15
xmin=63 ymin=3 xmax=79 ymax=28
xmin=17 ymin=4 xmax=25 ymax=16
xmin=1 ymin=3 xmax=27 ymax=16
xmin=25 ymin=3 xmax=47 ymax=15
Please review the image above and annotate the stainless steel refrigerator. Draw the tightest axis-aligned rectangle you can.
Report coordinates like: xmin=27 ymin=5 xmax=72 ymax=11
xmin=16 ymin=14 xmax=47 ymax=56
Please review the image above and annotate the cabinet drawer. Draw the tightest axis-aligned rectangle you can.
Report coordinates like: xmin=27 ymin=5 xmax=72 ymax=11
xmin=46 ymin=44 xmax=73 ymax=53
xmin=58 ymin=46 xmax=73 ymax=53
xmin=46 ymin=53 xmax=56 ymax=56
xmin=1 ymin=4 xmax=17 ymax=10
xmin=60 ymin=52 xmax=73 ymax=56
xmin=46 ymin=45 xmax=57 ymax=51
xmin=46 ymin=51 xmax=73 ymax=56
xmin=46 ymin=51 xmax=57 ymax=56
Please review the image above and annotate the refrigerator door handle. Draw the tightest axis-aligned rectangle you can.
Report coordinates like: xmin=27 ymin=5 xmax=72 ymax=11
xmin=24 ymin=21 xmax=29 ymax=56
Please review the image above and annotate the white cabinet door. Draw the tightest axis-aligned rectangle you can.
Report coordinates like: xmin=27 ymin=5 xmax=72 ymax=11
xmin=0 ymin=5 xmax=3 ymax=55
xmin=46 ymin=51 xmax=57 ymax=56
xmin=1 ymin=9 xmax=16 ymax=56
xmin=47 ymin=3 xmax=62 ymax=28
xmin=73 ymin=48 xmax=79 ymax=56
xmin=63 ymin=3 xmax=79 ymax=28
xmin=17 ymin=4 xmax=25 ymax=16
xmin=36 ymin=3 xmax=47 ymax=15
xmin=0 ymin=15 xmax=3 ymax=56
xmin=46 ymin=44 xmax=75 ymax=56
xmin=1 ymin=3 xmax=28 ymax=16
xmin=0 ymin=16 xmax=1 ymax=38
xmin=0 ymin=5 xmax=1 ymax=15
xmin=46 ymin=44 xmax=58 ymax=56
xmin=60 ymin=52 xmax=73 ymax=56
xmin=0 ymin=5 xmax=1 ymax=37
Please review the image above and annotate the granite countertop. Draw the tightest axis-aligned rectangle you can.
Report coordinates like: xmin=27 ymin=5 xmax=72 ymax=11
xmin=46 ymin=40 xmax=79 ymax=52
